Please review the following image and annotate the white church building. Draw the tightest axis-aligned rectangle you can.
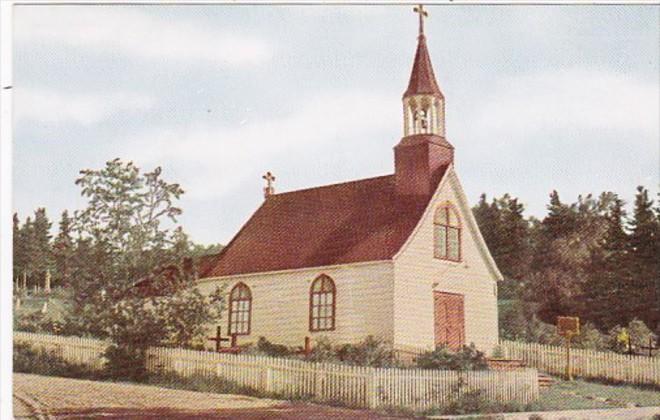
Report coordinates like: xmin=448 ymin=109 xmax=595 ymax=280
xmin=196 ymin=11 xmax=502 ymax=355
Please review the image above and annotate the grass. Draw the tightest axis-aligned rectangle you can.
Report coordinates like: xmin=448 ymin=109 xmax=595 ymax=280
xmin=535 ymin=378 xmax=660 ymax=411
xmin=15 ymin=288 xmax=70 ymax=320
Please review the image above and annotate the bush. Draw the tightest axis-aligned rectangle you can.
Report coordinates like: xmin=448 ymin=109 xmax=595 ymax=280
xmin=416 ymin=344 xmax=489 ymax=371
xmin=254 ymin=336 xmax=297 ymax=357
xmin=103 ymin=344 xmax=148 ymax=382
xmin=306 ymin=336 xmax=338 ymax=363
xmin=335 ymin=336 xmax=396 ymax=367
xmin=13 ymin=342 xmax=102 ymax=379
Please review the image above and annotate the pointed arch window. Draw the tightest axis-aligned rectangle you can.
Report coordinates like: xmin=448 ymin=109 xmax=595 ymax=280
xmin=434 ymin=204 xmax=461 ymax=262
xmin=309 ymin=275 xmax=336 ymax=332
xmin=228 ymin=283 xmax=252 ymax=335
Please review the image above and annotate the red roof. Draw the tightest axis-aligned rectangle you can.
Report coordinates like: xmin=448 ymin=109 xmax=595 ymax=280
xmin=203 ymin=171 xmax=447 ymax=278
xmin=404 ymin=35 xmax=443 ymax=98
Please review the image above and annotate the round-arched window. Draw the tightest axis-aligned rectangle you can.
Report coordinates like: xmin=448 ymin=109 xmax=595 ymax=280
xmin=228 ymin=283 xmax=252 ymax=335
xmin=309 ymin=275 xmax=336 ymax=332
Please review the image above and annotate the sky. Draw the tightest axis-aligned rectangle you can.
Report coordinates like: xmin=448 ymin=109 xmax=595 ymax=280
xmin=12 ymin=5 xmax=659 ymax=245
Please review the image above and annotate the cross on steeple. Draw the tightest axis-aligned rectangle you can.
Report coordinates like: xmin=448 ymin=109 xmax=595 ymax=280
xmin=413 ymin=4 xmax=428 ymax=37
xmin=262 ymin=171 xmax=276 ymax=198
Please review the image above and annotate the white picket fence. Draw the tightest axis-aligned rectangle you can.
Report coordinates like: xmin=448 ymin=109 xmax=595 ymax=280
xmin=501 ymin=340 xmax=660 ymax=386
xmin=13 ymin=332 xmax=539 ymax=410
xmin=147 ymin=346 xmax=539 ymax=409
xmin=14 ymin=331 xmax=108 ymax=370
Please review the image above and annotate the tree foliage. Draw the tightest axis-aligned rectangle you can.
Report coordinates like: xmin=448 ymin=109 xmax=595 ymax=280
xmin=475 ymin=186 xmax=659 ymax=347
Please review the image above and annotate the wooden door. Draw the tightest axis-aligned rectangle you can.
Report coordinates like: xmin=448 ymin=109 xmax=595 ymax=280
xmin=433 ymin=292 xmax=465 ymax=351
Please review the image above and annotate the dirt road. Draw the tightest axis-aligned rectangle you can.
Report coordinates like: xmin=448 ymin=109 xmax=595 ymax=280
xmin=13 ymin=373 xmax=401 ymax=419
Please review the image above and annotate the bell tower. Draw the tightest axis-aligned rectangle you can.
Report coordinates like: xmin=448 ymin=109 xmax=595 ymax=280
xmin=395 ymin=5 xmax=454 ymax=197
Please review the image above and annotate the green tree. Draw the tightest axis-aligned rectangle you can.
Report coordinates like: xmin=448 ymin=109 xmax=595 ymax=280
xmin=29 ymin=208 xmax=53 ymax=289
xmin=582 ymin=197 xmax=631 ymax=329
xmin=628 ymin=186 xmax=659 ymax=332
xmin=70 ymin=158 xmax=224 ymax=379
xmin=53 ymin=210 xmax=74 ymax=288
xmin=20 ymin=216 xmax=34 ymax=287
xmin=12 ymin=213 xmax=25 ymax=287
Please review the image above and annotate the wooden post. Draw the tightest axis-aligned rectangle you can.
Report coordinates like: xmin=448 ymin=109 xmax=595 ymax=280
xmin=304 ymin=336 xmax=311 ymax=357
xmin=565 ymin=334 xmax=573 ymax=381
xmin=230 ymin=333 xmax=238 ymax=348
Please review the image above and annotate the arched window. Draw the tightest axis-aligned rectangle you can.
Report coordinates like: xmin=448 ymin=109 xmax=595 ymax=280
xmin=309 ymin=275 xmax=336 ymax=332
xmin=228 ymin=283 xmax=252 ymax=335
xmin=434 ymin=204 xmax=461 ymax=261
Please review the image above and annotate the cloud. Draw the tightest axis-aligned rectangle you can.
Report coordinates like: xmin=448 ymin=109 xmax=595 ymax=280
xmin=14 ymin=87 xmax=153 ymax=125
xmin=126 ymin=90 xmax=399 ymax=199
xmin=14 ymin=6 xmax=273 ymax=66
xmin=473 ymin=68 xmax=659 ymax=137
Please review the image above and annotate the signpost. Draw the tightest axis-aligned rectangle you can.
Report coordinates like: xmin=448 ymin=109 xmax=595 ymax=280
xmin=557 ymin=316 xmax=580 ymax=381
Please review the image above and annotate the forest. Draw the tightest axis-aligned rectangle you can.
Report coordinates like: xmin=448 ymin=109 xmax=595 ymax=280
xmin=473 ymin=188 xmax=659 ymax=352
xmin=12 ymin=159 xmax=659 ymax=354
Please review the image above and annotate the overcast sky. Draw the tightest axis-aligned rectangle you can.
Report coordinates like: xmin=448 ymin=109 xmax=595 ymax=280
xmin=12 ymin=5 xmax=659 ymax=245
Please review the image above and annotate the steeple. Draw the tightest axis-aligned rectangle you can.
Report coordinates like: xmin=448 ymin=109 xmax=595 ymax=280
xmin=395 ymin=5 xmax=454 ymax=197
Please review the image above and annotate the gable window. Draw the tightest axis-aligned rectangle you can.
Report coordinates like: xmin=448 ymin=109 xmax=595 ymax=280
xmin=434 ymin=204 xmax=461 ymax=261
xmin=309 ymin=275 xmax=336 ymax=332
xmin=228 ymin=282 xmax=252 ymax=335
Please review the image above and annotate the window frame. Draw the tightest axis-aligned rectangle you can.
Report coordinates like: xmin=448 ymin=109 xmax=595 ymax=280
xmin=433 ymin=204 xmax=462 ymax=262
xmin=228 ymin=282 xmax=252 ymax=336
xmin=309 ymin=275 xmax=336 ymax=332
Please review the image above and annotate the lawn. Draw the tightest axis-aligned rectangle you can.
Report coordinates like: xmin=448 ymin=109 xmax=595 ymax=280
xmin=536 ymin=378 xmax=660 ymax=411
xmin=15 ymin=288 xmax=70 ymax=320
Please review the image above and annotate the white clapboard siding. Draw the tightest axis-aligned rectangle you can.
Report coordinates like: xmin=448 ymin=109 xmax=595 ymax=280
xmin=147 ymin=346 xmax=539 ymax=409
xmin=501 ymin=340 xmax=660 ymax=386
xmin=14 ymin=331 xmax=108 ymax=370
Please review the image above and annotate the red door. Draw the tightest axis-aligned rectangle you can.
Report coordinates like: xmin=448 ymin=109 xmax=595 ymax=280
xmin=434 ymin=292 xmax=465 ymax=351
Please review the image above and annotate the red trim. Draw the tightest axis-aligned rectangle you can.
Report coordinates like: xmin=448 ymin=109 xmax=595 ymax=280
xmin=309 ymin=275 xmax=336 ymax=332
xmin=228 ymin=282 xmax=252 ymax=336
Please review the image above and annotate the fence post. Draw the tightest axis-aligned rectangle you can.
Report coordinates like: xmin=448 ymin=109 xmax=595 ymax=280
xmin=315 ymin=365 xmax=325 ymax=400
xmin=263 ymin=366 xmax=273 ymax=393
xmin=365 ymin=368 xmax=378 ymax=409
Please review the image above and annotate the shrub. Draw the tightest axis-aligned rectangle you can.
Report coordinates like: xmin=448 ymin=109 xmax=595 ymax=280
xmin=307 ymin=336 xmax=338 ymax=363
xmin=254 ymin=336 xmax=296 ymax=357
xmin=416 ymin=344 xmax=489 ymax=371
xmin=335 ymin=336 xmax=396 ymax=367
xmin=13 ymin=342 xmax=101 ymax=379
xmin=103 ymin=344 xmax=148 ymax=382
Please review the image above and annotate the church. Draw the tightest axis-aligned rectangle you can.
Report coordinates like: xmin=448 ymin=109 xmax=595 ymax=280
xmin=196 ymin=7 xmax=502 ymax=356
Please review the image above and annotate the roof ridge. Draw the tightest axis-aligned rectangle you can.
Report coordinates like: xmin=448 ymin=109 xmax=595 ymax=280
xmin=273 ymin=174 xmax=394 ymax=197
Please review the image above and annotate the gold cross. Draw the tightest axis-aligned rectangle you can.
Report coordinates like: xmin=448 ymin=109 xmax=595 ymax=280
xmin=413 ymin=4 xmax=428 ymax=36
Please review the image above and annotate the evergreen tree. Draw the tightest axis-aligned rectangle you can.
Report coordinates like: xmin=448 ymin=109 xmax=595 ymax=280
xmin=628 ymin=186 xmax=659 ymax=332
xmin=12 ymin=213 xmax=26 ymax=286
xmin=53 ymin=210 xmax=74 ymax=287
xmin=20 ymin=216 xmax=35 ymax=287
xmin=472 ymin=194 xmax=503 ymax=256
xmin=582 ymin=197 xmax=630 ymax=329
xmin=497 ymin=195 xmax=531 ymax=281
xmin=30 ymin=208 xmax=53 ymax=288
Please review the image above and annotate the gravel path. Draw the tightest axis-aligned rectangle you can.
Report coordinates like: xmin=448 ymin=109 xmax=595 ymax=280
xmin=13 ymin=373 xmax=401 ymax=419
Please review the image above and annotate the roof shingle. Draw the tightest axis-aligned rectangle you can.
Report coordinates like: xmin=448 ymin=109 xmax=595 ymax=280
xmin=202 ymin=171 xmax=447 ymax=278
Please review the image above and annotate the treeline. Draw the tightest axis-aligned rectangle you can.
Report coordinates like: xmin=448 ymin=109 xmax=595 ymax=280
xmin=12 ymin=208 xmax=223 ymax=290
xmin=473 ymin=186 xmax=659 ymax=339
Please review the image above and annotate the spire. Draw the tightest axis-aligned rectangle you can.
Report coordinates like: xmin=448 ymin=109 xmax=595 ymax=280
xmin=403 ymin=6 xmax=443 ymax=98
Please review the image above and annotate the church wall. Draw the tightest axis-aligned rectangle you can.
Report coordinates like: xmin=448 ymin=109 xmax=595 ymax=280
xmin=196 ymin=261 xmax=395 ymax=349
xmin=392 ymin=168 xmax=500 ymax=354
